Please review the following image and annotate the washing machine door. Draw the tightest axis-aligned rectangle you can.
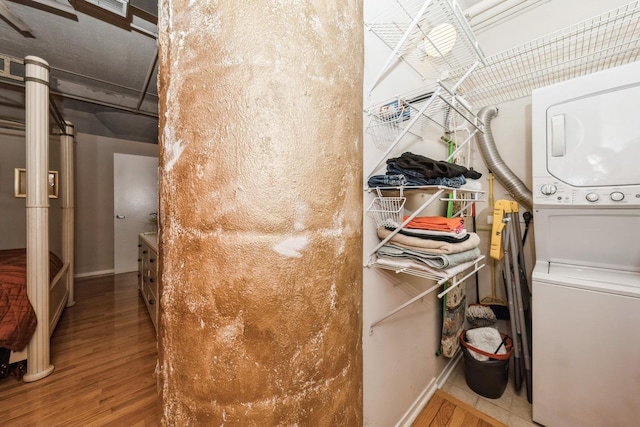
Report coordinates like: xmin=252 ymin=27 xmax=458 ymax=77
xmin=545 ymin=83 xmax=640 ymax=187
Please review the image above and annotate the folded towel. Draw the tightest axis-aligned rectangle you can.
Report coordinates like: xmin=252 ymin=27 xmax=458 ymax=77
xmin=377 ymin=244 xmax=481 ymax=269
xmin=377 ymin=228 xmax=480 ymax=254
xmin=403 ymin=215 xmax=464 ymax=232
xmin=383 ymin=223 xmax=468 ymax=238
xmin=386 ymin=226 xmax=470 ymax=243
xmin=374 ymin=255 xmax=480 ymax=280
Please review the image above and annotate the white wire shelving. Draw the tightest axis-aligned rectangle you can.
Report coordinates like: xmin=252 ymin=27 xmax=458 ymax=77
xmin=364 ymin=0 xmax=488 ymax=182
xmin=363 ymin=0 xmax=489 ymax=329
xmin=366 ymin=0 xmax=486 ymax=92
xmin=364 ymin=185 xmax=485 ymax=331
xmin=365 ymin=186 xmax=485 ymax=258
xmin=364 ymin=79 xmax=485 ymax=178
xmin=368 ymin=255 xmax=485 ymax=332
xmin=365 ymin=78 xmax=482 ymax=143
xmin=444 ymin=0 xmax=640 ymax=107
xmin=363 ymin=0 xmax=640 ymax=331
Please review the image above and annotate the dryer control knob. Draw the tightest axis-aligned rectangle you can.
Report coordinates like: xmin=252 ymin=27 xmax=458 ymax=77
xmin=540 ymin=184 xmax=557 ymax=195
xmin=585 ymin=192 xmax=599 ymax=202
xmin=610 ymin=191 xmax=625 ymax=201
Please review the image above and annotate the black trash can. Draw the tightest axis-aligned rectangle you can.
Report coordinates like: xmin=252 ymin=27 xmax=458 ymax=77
xmin=459 ymin=329 xmax=513 ymax=399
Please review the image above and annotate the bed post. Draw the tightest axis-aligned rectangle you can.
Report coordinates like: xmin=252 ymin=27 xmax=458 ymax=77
xmin=23 ymin=55 xmax=55 ymax=382
xmin=61 ymin=121 xmax=75 ymax=307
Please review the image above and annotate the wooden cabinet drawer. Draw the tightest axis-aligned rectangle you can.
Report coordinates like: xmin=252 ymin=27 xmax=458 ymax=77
xmin=143 ymin=278 xmax=158 ymax=330
xmin=138 ymin=233 xmax=159 ymax=335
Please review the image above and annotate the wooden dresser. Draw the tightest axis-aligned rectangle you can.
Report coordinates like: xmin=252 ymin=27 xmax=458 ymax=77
xmin=138 ymin=232 xmax=158 ymax=333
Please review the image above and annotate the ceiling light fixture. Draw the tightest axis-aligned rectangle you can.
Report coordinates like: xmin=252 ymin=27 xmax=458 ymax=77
xmin=423 ymin=23 xmax=457 ymax=57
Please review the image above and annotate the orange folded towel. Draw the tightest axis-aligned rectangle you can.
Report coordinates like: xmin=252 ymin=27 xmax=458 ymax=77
xmin=403 ymin=215 xmax=464 ymax=232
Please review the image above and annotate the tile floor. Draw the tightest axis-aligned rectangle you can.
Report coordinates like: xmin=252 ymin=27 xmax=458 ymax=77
xmin=442 ymin=358 xmax=540 ymax=427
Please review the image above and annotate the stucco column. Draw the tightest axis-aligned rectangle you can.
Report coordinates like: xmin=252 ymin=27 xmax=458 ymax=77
xmin=158 ymin=1 xmax=363 ymax=425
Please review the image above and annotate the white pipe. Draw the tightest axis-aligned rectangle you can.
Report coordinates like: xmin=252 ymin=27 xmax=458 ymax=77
xmin=370 ymin=280 xmax=443 ymax=330
xmin=23 ymin=55 xmax=54 ymax=383
xmin=61 ymin=121 xmax=76 ymax=307
xmin=464 ymin=0 xmax=507 ymax=20
xmin=468 ymin=0 xmax=541 ymax=30
xmin=437 ymin=262 xmax=485 ymax=298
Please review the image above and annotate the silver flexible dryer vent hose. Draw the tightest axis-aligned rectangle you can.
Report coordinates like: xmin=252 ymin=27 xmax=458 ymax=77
xmin=476 ymin=106 xmax=533 ymax=210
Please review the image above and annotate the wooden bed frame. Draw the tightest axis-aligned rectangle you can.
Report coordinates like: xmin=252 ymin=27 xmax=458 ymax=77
xmin=1 ymin=55 xmax=75 ymax=382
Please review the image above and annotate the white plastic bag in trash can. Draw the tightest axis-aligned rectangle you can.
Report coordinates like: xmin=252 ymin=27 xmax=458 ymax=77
xmin=466 ymin=327 xmax=507 ymax=361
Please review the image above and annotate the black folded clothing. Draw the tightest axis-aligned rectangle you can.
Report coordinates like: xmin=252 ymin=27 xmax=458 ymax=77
xmin=387 ymin=152 xmax=482 ymax=179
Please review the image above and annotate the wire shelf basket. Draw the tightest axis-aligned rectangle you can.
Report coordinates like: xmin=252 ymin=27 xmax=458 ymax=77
xmin=366 ymin=97 xmax=413 ymax=150
xmin=444 ymin=1 xmax=640 ymax=107
xmin=365 ymin=82 xmax=484 ymax=150
xmin=366 ymin=188 xmax=406 ymax=228
xmin=366 ymin=0 xmax=486 ymax=89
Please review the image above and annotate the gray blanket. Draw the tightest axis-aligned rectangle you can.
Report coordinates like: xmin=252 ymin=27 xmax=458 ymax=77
xmin=376 ymin=244 xmax=481 ymax=269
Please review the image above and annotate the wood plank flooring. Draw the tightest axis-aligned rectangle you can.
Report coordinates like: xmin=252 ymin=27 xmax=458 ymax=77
xmin=0 ymin=272 xmax=160 ymax=426
xmin=412 ymin=389 xmax=507 ymax=427
xmin=1 ymin=273 xmax=507 ymax=426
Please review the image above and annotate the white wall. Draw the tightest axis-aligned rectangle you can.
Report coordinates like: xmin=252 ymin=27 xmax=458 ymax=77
xmin=75 ymin=132 xmax=158 ymax=276
xmin=0 ymin=129 xmax=158 ymax=275
xmin=0 ymin=129 xmax=62 ymax=256
xmin=362 ymin=0 xmax=633 ymax=424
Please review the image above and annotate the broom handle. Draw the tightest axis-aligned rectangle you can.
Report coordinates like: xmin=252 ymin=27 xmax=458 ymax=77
xmin=489 ymin=171 xmax=497 ymax=298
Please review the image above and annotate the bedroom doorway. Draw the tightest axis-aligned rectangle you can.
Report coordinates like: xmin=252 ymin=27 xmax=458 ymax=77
xmin=114 ymin=153 xmax=159 ymax=274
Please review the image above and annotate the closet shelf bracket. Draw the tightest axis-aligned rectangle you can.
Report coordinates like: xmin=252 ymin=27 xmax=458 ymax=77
xmin=368 ymin=255 xmax=486 ymax=333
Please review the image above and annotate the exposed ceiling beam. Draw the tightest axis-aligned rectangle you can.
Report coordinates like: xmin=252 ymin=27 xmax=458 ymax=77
xmin=0 ymin=0 xmax=35 ymax=35
xmin=136 ymin=46 xmax=157 ymax=110
xmin=1 ymin=75 xmax=158 ymax=118
xmin=31 ymin=0 xmax=76 ymax=15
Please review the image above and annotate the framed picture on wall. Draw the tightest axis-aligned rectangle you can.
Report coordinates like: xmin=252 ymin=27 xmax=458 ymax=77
xmin=14 ymin=168 xmax=59 ymax=199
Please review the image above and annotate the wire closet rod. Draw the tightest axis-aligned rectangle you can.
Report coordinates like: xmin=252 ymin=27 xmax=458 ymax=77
xmin=368 ymin=259 xmax=485 ymax=332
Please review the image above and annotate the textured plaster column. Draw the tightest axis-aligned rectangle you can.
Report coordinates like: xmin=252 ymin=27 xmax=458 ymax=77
xmin=158 ymin=1 xmax=363 ymax=425
xmin=24 ymin=56 xmax=54 ymax=382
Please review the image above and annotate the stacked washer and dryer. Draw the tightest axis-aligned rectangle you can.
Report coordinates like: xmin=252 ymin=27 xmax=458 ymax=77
xmin=531 ymin=60 xmax=640 ymax=426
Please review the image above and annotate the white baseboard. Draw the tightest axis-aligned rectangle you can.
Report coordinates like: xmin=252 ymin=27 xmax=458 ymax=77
xmin=436 ymin=350 xmax=463 ymax=388
xmin=395 ymin=351 xmax=463 ymax=427
xmin=74 ymin=269 xmax=114 ymax=278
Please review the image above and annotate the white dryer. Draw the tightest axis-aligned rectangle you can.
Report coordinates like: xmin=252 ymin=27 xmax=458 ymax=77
xmin=531 ymin=61 xmax=640 ymax=427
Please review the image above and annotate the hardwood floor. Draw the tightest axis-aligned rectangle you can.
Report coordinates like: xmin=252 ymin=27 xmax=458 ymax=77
xmin=1 ymin=273 xmax=510 ymax=426
xmin=0 ymin=272 xmax=160 ymax=426
xmin=412 ymin=390 xmax=507 ymax=427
